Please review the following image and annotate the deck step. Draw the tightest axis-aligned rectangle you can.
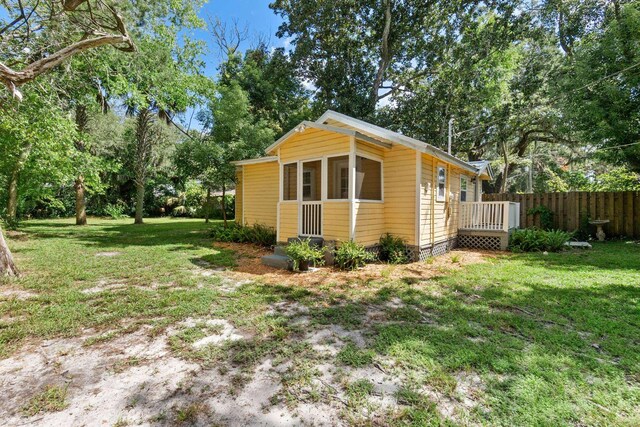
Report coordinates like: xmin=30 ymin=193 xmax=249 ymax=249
xmin=261 ymin=254 xmax=293 ymax=270
xmin=274 ymin=245 xmax=288 ymax=257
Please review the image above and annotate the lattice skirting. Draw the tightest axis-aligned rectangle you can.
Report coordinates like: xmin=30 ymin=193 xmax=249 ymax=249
xmin=414 ymin=238 xmax=458 ymax=262
xmin=458 ymin=234 xmax=503 ymax=251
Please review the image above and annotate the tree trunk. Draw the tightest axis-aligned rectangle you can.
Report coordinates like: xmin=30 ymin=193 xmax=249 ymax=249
xmin=133 ymin=108 xmax=153 ymax=225
xmin=74 ymin=176 xmax=87 ymax=225
xmin=205 ymin=188 xmax=211 ymax=223
xmin=134 ymin=181 xmax=145 ymax=225
xmin=0 ymin=225 xmax=18 ymax=277
xmin=370 ymin=0 xmax=393 ymax=110
xmin=74 ymin=104 xmax=88 ymax=226
xmin=6 ymin=143 xmax=32 ymax=223
xmin=220 ymin=185 xmax=227 ymax=227
xmin=500 ymin=141 xmax=510 ymax=193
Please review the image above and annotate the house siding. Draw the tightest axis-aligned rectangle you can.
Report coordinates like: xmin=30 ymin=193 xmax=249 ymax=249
xmin=323 ymin=202 xmax=351 ymax=242
xmin=420 ymin=153 xmax=476 ymax=247
xmin=354 ymin=202 xmax=385 ymax=246
xmin=235 ymin=168 xmax=243 ymax=224
xmin=278 ymin=203 xmax=298 ymax=242
xmin=384 ymin=145 xmax=417 ymax=245
xmin=279 ymin=129 xmax=350 ymax=163
xmin=241 ymin=161 xmax=279 ymax=228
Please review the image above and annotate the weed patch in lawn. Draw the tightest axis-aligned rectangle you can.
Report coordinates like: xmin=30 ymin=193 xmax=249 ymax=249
xmin=22 ymin=384 xmax=68 ymax=417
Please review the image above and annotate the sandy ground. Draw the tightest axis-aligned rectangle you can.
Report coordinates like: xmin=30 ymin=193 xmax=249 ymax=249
xmin=0 ymin=246 xmax=493 ymax=426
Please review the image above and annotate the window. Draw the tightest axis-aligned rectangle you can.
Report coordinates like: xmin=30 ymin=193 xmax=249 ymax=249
xmin=302 ymin=160 xmax=321 ymax=201
xmin=282 ymin=163 xmax=297 ymax=200
xmin=437 ymin=166 xmax=446 ymax=202
xmin=460 ymin=176 xmax=468 ymax=202
xmin=327 ymin=156 xmax=349 ymax=199
xmin=355 ymin=156 xmax=382 ymax=200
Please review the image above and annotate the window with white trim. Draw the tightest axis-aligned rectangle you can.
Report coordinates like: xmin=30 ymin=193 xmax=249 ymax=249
xmin=437 ymin=166 xmax=447 ymax=202
xmin=282 ymin=163 xmax=297 ymax=200
xmin=327 ymin=156 xmax=349 ymax=199
xmin=460 ymin=176 xmax=468 ymax=202
xmin=355 ymin=155 xmax=382 ymax=200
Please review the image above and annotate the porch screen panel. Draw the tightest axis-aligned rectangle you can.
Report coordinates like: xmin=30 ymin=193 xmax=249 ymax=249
xmin=302 ymin=160 xmax=322 ymax=201
xmin=327 ymin=156 xmax=349 ymax=199
xmin=283 ymin=163 xmax=297 ymax=200
xmin=355 ymin=156 xmax=382 ymax=200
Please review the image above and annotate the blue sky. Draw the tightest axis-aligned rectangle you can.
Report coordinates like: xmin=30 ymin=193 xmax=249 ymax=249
xmin=194 ymin=0 xmax=287 ymax=76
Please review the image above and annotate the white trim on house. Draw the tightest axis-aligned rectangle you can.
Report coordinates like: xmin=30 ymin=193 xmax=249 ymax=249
xmin=436 ymin=164 xmax=447 ymax=203
xmin=241 ymin=168 xmax=245 ymax=225
xmin=415 ymin=151 xmax=421 ymax=247
xmin=265 ymin=121 xmax=392 ymax=154
xmin=316 ymin=110 xmax=483 ymax=175
xmin=231 ymin=156 xmax=278 ymax=166
xmin=349 ymin=136 xmax=356 ymax=241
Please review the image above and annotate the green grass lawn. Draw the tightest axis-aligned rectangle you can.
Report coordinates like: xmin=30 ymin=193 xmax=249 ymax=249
xmin=1 ymin=217 xmax=639 ymax=426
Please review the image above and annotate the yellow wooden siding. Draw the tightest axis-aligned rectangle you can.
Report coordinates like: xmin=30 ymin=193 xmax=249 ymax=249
xmin=323 ymin=202 xmax=350 ymax=242
xmin=279 ymin=129 xmax=350 ymax=163
xmin=242 ymin=162 xmax=279 ymax=228
xmin=384 ymin=145 xmax=417 ymax=245
xmin=354 ymin=202 xmax=385 ymax=246
xmin=279 ymin=203 xmax=298 ymax=242
xmin=235 ymin=168 xmax=243 ymax=224
xmin=420 ymin=154 xmax=477 ymax=246
xmin=356 ymin=140 xmax=384 ymax=158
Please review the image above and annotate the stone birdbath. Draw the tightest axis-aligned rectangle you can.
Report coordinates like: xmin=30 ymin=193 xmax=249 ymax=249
xmin=589 ymin=219 xmax=610 ymax=242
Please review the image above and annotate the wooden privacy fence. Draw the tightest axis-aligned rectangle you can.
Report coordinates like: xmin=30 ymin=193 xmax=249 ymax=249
xmin=483 ymin=191 xmax=640 ymax=238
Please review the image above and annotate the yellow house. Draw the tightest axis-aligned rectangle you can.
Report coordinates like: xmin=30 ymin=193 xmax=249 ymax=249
xmin=233 ymin=110 xmax=519 ymax=262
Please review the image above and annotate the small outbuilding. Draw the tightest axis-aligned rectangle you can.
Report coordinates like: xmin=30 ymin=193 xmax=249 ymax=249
xmin=233 ymin=110 xmax=519 ymax=261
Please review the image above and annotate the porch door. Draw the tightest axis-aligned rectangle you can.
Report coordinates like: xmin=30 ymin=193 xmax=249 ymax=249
xmin=299 ymin=160 xmax=322 ymax=237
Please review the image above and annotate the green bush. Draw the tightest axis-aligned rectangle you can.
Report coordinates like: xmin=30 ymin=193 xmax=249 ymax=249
xmin=509 ymin=228 xmax=572 ymax=252
xmin=286 ymin=238 xmax=325 ymax=271
xmin=527 ymin=205 xmax=554 ymax=230
xmin=378 ymin=233 xmax=409 ymax=264
xmin=335 ymin=241 xmax=376 ymax=270
xmin=209 ymin=223 xmax=276 ymax=247
xmin=104 ymin=202 xmax=129 ymax=220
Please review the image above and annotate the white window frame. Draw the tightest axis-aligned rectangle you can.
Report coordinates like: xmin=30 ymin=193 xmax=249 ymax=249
xmin=280 ymin=162 xmax=298 ymax=202
xmin=436 ymin=165 xmax=447 ymax=202
xmin=301 ymin=160 xmax=321 ymax=201
xmin=354 ymin=152 xmax=384 ymax=203
xmin=325 ymin=154 xmax=351 ymax=201
xmin=460 ymin=176 xmax=468 ymax=202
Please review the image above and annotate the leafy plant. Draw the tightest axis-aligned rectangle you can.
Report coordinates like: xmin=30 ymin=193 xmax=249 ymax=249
xmin=378 ymin=233 xmax=409 ymax=264
xmin=285 ymin=238 xmax=325 ymax=271
xmin=209 ymin=223 xmax=276 ymax=247
xmin=104 ymin=202 xmax=129 ymax=220
xmin=509 ymin=228 xmax=572 ymax=252
xmin=574 ymin=210 xmax=592 ymax=241
xmin=335 ymin=241 xmax=376 ymax=271
xmin=527 ymin=205 xmax=554 ymax=230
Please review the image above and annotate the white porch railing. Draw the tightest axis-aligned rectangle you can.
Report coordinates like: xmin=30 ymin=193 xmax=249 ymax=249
xmin=301 ymin=202 xmax=322 ymax=236
xmin=459 ymin=201 xmax=520 ymax=232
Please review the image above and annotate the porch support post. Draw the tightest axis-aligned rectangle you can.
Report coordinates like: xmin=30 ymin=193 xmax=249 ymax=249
xmin=415 ymin=151 xmax=421 ymax=247
xmin=349 ymin=136 xmax=356 ymax=241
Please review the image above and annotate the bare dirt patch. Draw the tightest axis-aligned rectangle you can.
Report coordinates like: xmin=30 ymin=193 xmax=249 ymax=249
xmin=95 ymin=251 xmax=121 ymax=257
xmin=0 ymin=287 xmax=37 ymax=300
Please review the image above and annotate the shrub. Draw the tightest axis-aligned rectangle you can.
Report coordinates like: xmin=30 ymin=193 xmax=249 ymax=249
xmin=209 ymin=223 xmax=276 ymax=247
xmin=379 ymin=233 xmax=409 ymax=264
xmin=286 ymin=238 xmax=325 ymax=271
xmin=509 ymin=228 xmax=572 ymax=252
xmin=104 ymin=202 xmax=129 ymax=220
xmin=527 ymin=205 xmax=554 ymax=230
xmin=335 ymin=241 xmax=376 ymax=271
